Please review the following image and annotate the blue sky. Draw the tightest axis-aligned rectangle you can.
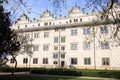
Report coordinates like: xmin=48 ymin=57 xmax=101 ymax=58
xmin=9 ymin=0 xmax=120 ymax=21
xmin=14 ymin=0 xmax=87 ymax=20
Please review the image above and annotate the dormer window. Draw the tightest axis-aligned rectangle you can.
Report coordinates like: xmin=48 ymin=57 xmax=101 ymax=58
xmin=44 ymin=22 xmax=48 ymax=26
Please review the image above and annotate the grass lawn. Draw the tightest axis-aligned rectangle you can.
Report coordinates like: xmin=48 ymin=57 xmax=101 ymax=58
xmin=0 ymin=75 xmax=100 ymax=80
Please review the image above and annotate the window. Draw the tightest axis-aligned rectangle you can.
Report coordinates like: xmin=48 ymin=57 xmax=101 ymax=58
xmin=10 ymin=58 xmax=14 ymax=64
xmin=84 ymin=58 xmax=91 ymax=65
xmin=49 ymin=22 xmax=51 ymax=25
xmin=44 ymin=32 xmax=49 ymax=38
xmin=61 ymin=46 xmax=65 ymax=51
xmin=54 ymin=37 xmax=58 ymax=43
xmin=44 ymin=22 xmax=48 ymax=26
xmin=25 ymin=34 xmax=30 ymax=39
xmin=83 ymin=42 xmax=90 ymax=50
xmin=71 ymin=58 xmax=77 ymax=65
xmin=55 ymin=29 xmax=58 ymax=32
xmin=101 ymin=42 xmax=109 ymax=49
xmin=54 ymin=46 xmax=58 ymax=50
xmin=38 ymin=23 xmax=40 ymax=26
xmin=74 ymin=19 xmax=78 ymax=22
xmin=24 ymin=46 xmax=31 ymax=52
xmin=70 ymin=20 xmax=72 ymax=23
xmin=33 ymin=58 xmax=38 ymax=64
xmin=100 ymin=27 xmax=108 ymax=34
xmin=80 ymin=18 xmax=82 ymax=22
xmin=23 ymin=58 xmax=28 ymax=64
xmin=71 ymin=43 xmax=78 ymax=50
xmin=53 ymin=61 xmax=58 ymax=64
xmin=33 ymin=45 xmax=39 ymax=51
xmin=61 ymin=37 xmax=65 ymax=43
xmin=102 ymin=58 xmax=110 ymax=66
xmin=83 ymin=28 xmax=90 ymax=35
xmin=43 ymin=58 xmax=48 ymax=64
xmin=53 ymin=53 xmax=58 ymax=58
xmin=61 ymin=28 xmax=65 ymax=31
xmin=34 ymin=33 xmax=39 ymax=38
xmin=43 ymin=45 xmax=49 ymax=51
xmin=105 ymin=15 xmax=108 ymax=20
xmin=18 ymin=26 xmax=20 ymax=29
xmin=71 ymin=29 xmax=77 ymax=36
xmin=25 ymin=25 xmax=27 ymax=28
xmin=61 ymin=54 xmax=65 ymax=58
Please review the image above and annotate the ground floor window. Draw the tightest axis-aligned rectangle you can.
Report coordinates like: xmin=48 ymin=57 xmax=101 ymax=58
xmin=102 ymin=58 xmax=110 ymax=66
xmin=43 ymin=58 xmax=48 ymax=64
xmin=33 ymin=58 xmax=38 ymax=64
xmin=71 ymin=58 xmax=77 ymax=65
xmin=53 ymin=61 xmax=58 ymax=64
xmin=84 ymin=57 xmax=91 ymax=65
xmin=23 ymin=58 xmax=28 ymax=64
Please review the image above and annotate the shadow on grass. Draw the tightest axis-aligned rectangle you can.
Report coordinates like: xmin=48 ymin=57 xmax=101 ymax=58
xmin=0 ymin=74 xmax=99 ymax=80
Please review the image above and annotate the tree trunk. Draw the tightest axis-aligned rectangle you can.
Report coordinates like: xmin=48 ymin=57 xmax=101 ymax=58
xmin=11 ymin=55 xmax=17 ymax=75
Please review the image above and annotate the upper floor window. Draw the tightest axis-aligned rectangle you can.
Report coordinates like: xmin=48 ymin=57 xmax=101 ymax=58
xmin=101 ymin=41 xmax=109 ymax=49
xmin=43 ymin=58 xmax=48 ymax=64
xmin=25 ymin=34 xmax=30 ymax=39
xmin=83 ymin=42 xmax=90 ymax=50
xmin=61 ymin=37 xmax=65 ymax=43
xmin=44 ymin=22 xmax=48 ymax=26
xmin=25 ymin=25 xmax=27 ymax=28
xmin=100 ymin=27 xmax=108 ymax=34
xmin=43 ymin=45 xmax=49 ymax=51
xmin=33 ymin=45 xmax=39 ymax=51
xmin=71 ymin=29 xmax=77 ymax=36
xmin=61 ymin=46 xmax=65 ymax=51
xmin=71 ymin=58 xmax=77 ymax=65
xmin=74 ymin=19 xmax=78 ymax=22
xmin=24 ymin=46 xmax=31 ymax=52
xmin=44 ymin=32 xmax=49 ymax=38
xmin=61 ymin=54 xmax=65 ymax=58
xmin=102 ymin=58 xmax=110 ymax=66
xmin=33 ymin=58 xmax=38 ymax=64
xmin=49 ymin=22 xmax=51 ymax=25
xmin=54 ymin=37 xmax=58 ymax=43
xmin=55 ymin=29 xmax=58 ymax=32
xmin=83 ymin=28 xmax=90 ymax=35
xmin=23 ymin=58 xmax=28 ymax=64
xmin=84 ymin=58 xmax=91 ymax=65
xmin=70 ymin=20 xmax=72 ymax=23
xmin=71 ymin=43 xmax=78 ymax=50
xmin=61 ymin=28 xmax=65 ymax=31
xmin=53 ymin=53 xmax=58 ymax=58
xmin=34 ymin=33 xmax=39 ymax=38
xmin=54 ymin=46 xmax=58 ymax=50
xmin=38 ymin=23 xmax=40 ymax=26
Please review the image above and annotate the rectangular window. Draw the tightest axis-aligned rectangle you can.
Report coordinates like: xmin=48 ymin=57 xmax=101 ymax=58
xmin=83 ymin=28 xmax=90 ymax=35
xmin=61 ymin=28 xmax=65 ymax=31
xmin=43 ymin=58 xmax=48 ymax=64
xmin=61 ymin=54 xmax=65 ymax=58
xmin=33 ymin=45 xmax=39 ymax=51
xmin=44 ymin=32 xmax=49 ymax=38
xmin=70 ymin=20 xmax=72 ymax=23
xmin=10 ymin=58 xmax=14 ymax=64
xmin=54 ymin=37 xmax=58 ymax=43
xmin=61 ymin=46 xmax=65 ymax=51
xmin=80 ymin=18 xmax=82 ymax=22
xmin=100 ymin=27 xmax=108 ymax=34
xmin=71 ymin=43 xmax=78 ymax=50
xmin=61 ymin=37 xmax=65 ymax=43
xmin=25 ymin=34 xmax=30 ymax=39
xmin=74 ymin=19 xmax=78 ymax=22
xmin=34 ymin=33 xmax=39 ymax=38
xmin=33 ymin=58 xmax=38 ymax=64
xmin=84 ymin=58 xmax=91 ymax=65
xmin=83 ymin=42 xmax=90 ymax=50
xmin=102 ymin=58 xmax=110 ymax=66
xmin=43 ymin=45 xmax=49 ymax=51
xmin=44 ymin=22 xmax=48 ymax=26
xmin=54 ymin=46 xmax=58 ymax=50
xmin=71 ymin=58 xmax=77 ymax=65
xmin=53 ymin=61 xmax=58 ymax=64
xmin=71 ymin=29 xmax=77 ymax=36
xmin=55 ymin=29 xmax=58 ymax=32
xmin=23 ymin=58 xmax=28 ymax=64
xmin=24 ymin=46 xmax=31 ymax=52
xmin=101 ymin=42 xmax=109 ymax=49
xmin=53 ymin=53 xmax=58 ymax=58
